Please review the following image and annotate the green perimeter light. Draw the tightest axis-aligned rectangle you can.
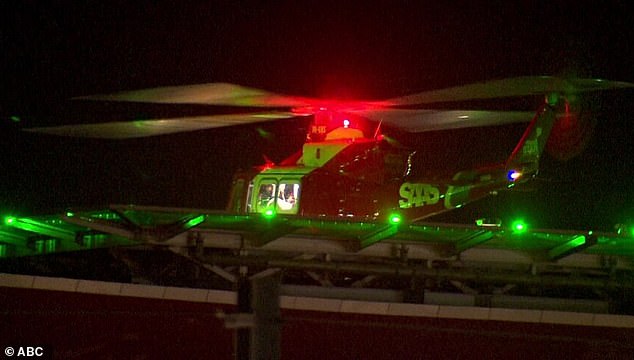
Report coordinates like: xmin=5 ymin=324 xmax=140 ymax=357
xmin=263 ymin=209 xmax=276 ymax=219
xmin=389 ymin=213 xmax=402 ymax=225
xmin=615 ymin=223 xmax=634 ymax=238
xmin=511 ymin=219 xmax=527 ymax=233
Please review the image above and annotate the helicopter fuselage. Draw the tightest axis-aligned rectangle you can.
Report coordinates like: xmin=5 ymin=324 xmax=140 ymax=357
xmin=226 ymin=110 xmax=549 ymax=223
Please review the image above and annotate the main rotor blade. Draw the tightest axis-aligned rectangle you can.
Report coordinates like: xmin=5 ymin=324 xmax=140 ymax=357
xmin=355 ymin=109 xmax=535 ymax=132
xmin=25 ymin=111 xmax=302 ymax=139
xmin=36 ymin=77 xmax=632 ymax=138
xmin=75 ymin=83 xmax=314 ymax=108
xmin=389 ymin=76 xmax=634 ymax=106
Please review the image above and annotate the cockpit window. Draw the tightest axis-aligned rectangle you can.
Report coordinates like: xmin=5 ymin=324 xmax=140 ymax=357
xmin=256 ymin=182 xmax=276 ymax=213
xmin=276 ymin=182 xmax=300 ymax=214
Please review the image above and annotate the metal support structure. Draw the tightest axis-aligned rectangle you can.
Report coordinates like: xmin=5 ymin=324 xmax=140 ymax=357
xmin=235 ymin=275 xmax=251 ymax=360
xmin=7 ymin=218 xmax=76 ymax=242
xmin=450 ymin=280 xmax=478 ymax=295
xmin=548 ymin=234 xmax=597 ymax=261
xmin=202 ymin=253 xmax=633 ymax=290
xmin=224 ymin=271 xmax=281 ymax=360
xmin=307 ymin=271 xmax=334 ymax=287
xmin=454 ymin=230 xmax=494 ymax=254
xmin=492 ymin=284 xmax=516 ymax=295
xmin=246 ymin=223 xmax=296 ymax=247
xmin=62 ymin=214 xmax=135 ymax=239
xmin=249 ymin=271 xmax=281 ymax=360
xmin=208 ymin=265 xmax=238 ymax=283
xmin=358 ymin=225 xmax=399 ymax=249
xmin=351 ymin=275 xmax=377 ymax=288
xmin=3 ymin=207 xmax=634 ymax=310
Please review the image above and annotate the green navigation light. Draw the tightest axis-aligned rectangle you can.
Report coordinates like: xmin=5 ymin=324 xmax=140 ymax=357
xmin=4 ymin=216 xmax=16 ymax=225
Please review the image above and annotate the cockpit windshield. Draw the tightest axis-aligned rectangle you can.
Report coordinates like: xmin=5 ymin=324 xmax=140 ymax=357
xmin=256 ymin=182 xmax=276 ymax=212
xmin=254 ymin=180 xmax=301 ymax=215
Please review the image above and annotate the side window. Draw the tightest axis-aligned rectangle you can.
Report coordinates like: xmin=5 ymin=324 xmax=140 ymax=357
xmin=255 ymin=181 xmax=277 ymax=213
xmin=276 ymin=182 xmax=301 ymax=214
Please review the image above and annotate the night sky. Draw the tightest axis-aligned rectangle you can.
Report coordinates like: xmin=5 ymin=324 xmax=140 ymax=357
xmin=1 ymin=1 xmax=633 ymax=231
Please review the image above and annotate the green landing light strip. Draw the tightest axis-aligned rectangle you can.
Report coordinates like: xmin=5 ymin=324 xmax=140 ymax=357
xmin=5 ymin=217 xmax=76 ymax=241
xmin=184 ymin=214 xmax=206 ymax=228
xmin=548 ymin=235 xmax=587 ymax=260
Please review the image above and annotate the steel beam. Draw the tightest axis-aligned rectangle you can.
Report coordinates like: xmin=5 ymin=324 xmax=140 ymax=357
xmin=455 ymin=230 xmax=494 ymax=254
xmin=358 ymin=225 xmax=399 ymax=249
xmin=201 ymin=254 xmax=632 ymax=290
xmin=6 ymin=218 xmax=76 ymax=242
xmin=548 ymin=235 xmax=597 ymax=261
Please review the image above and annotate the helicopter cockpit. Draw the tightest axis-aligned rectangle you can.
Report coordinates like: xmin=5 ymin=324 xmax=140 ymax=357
xmin=251 ymin=178 xmax=302 ymax=215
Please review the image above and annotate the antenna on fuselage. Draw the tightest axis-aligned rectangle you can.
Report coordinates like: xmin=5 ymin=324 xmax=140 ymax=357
xmin=373 ymin=120 xmax=383 ymax=140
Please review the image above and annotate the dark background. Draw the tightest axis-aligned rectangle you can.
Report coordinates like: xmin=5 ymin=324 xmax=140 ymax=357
xmin=1 ymin=1 xmax=633 ymax=231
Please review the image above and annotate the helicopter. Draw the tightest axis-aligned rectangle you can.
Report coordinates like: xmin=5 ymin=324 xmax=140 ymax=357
xmin=26 ymin=76 xmax=633 ymax=224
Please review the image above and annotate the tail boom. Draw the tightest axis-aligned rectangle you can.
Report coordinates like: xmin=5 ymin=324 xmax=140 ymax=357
xmin=395 ymin=102 xmax=557 ymax=222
